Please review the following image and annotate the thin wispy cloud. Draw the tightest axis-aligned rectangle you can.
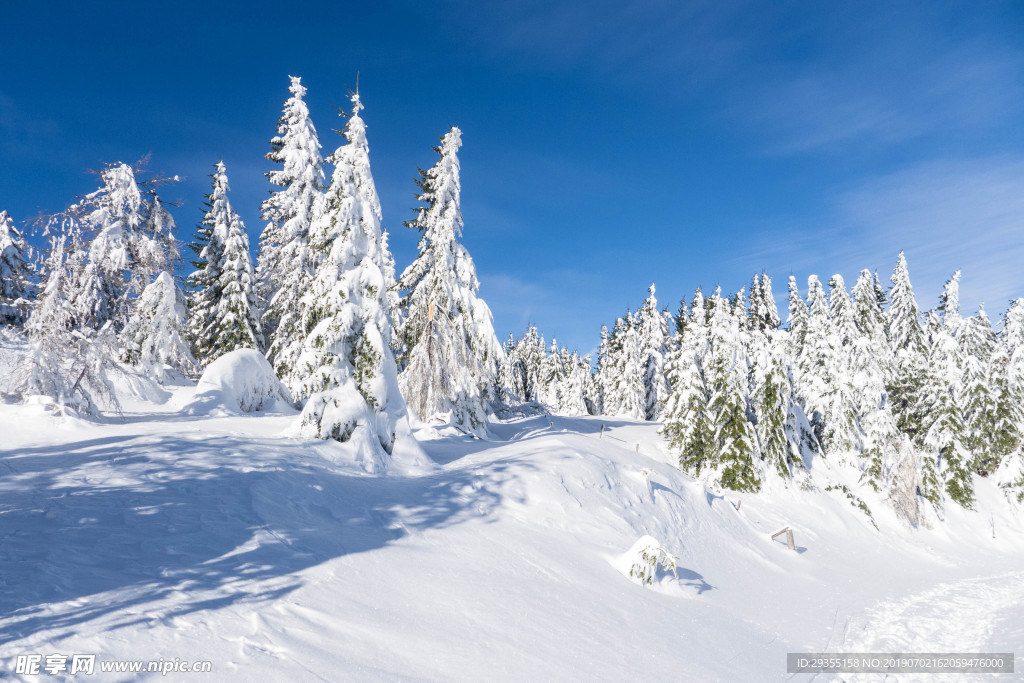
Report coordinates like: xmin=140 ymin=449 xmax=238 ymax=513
xmin=737 ymin=155 xmax=1024 ymax=317
xmin=836 ymin=157 xmax=1024 ymax=313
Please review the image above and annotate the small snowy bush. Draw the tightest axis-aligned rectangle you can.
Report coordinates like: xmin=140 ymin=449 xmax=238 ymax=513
xmin=625 ymin=536 xmax=678 ymax=586
xmin=184 ymin=348 xmax=292 ymax=414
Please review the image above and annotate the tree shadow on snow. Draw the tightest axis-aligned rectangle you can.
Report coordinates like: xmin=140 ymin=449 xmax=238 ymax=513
xmin=0 ymin=433 xmax=510 ymax=646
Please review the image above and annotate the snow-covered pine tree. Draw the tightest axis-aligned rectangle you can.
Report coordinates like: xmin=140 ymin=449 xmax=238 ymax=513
xmin=748 ymin=326 xmax=807 ymax=481
xmin=958 ymin=305 xmax=998 ymax=475
xmin=400 ymin=297 xmax=489 ymax=432
xmin=16 ymin=220 xmax=117 ymax=414
xmin=601 ymin=314 xmax=646 ymax=419
xmin=818 ymin=274 xmax=861 ymax=459
xmin=886 ymin=252 xmax=930 ymax=445
xmin=187 ymin=162 xmax=264 ymax=366
xmin=990 ymin=299 xmax=1024 ymax=492
xmin=395 ymin=127 xmax=503 ymax=427
xmin=795 ymin=275 xmax=833 ymax=446
xmin=257 ymin=76 xmax=326 ymax=390
xmin=748 ymin=273 xmax=781 ymax=331
xmin=507 ymin=325 xmax=546 ymax=403
xmin=994 ymin=303 xmax=1024 ymax=502
xmin=852 ymin=270 xmax=891 ymax=374
xmin=920 ymin=292 xmax=974 ymax=509
xmin=889 ymin=253 xmax=925 ymax=354
xmin=559 ymin=350 xmax=594 ymax=416
xmin=691 ymin=287 xmax=709 ymax=330
xmin=596 ymin=324 xmax=613 ymax=412
xmin=537 ymin=338 xmax=564 ymax=410
xmin=638 ymin=284 xmax=671 ymax=420
xmin=748 ymin=274 xmax=763 ymax=330
xmin=674 ymin=295 xmax=688 ymax=338
xmin=120 ymin=271 xmax=196 ymax=381
xmin=660 ymin=300 xmax=714 ymax=475
xmin=706 ymin=291 xmax=760 ymax=492
xmin=0 ymin=210 xmax=33 ymax=326
xmin=786 ymin=275 xmax=810 ymax=360
xmin=66 ymin=162 xmax=177 ymax=332
xmin=850 ymin=270 xmax=906 ymax=496
xmin=498 ymin=333 xmax=520 ymax=402
xmin=293 ymin=92 xmax=406 ymax=454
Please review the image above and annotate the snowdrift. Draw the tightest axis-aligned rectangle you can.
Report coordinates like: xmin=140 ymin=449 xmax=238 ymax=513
xmin=182 ymin=349 xmax=293 ymax=416
xmin=2 ymin=398 xmax=1022 ymax=681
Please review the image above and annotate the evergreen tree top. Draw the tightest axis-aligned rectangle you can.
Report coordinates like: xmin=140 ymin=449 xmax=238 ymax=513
xmin=265 ymin=75 xmax=323 ymax=190
xmin=74 ymin=162 xmax=144 ymax=232
xmin=889 ymin=251 xmax=924 ymax=353
xmin=0 ymin=210 xmax=21 ymax=243
xmin=288 ymin=74 xmax=307 ymax=99
xmin=939 ymin=270 xmax=962 ymax=332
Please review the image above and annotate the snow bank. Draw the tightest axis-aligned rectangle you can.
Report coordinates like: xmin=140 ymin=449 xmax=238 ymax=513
xmin=183 ymin=349 xmax=293 ymax=416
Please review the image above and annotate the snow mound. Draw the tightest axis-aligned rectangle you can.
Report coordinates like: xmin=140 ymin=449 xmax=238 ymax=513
xmin=183 ymin=349 xmax=294 ymax=416
xmin=613 ymin=535 xmax=678 ymax=584
xmin=609 ymin=535 xmax=709 ymax=598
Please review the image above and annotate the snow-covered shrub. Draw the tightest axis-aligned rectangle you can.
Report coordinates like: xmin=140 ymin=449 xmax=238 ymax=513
xmin=621 ymin=536 xmax=678 ymax=586
xmin=184 ymin=348 xmax=292 ymax=415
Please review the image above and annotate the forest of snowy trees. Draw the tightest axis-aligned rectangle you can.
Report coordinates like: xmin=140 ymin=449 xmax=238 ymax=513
xmin=2 ymin=76 xmax=1023 ymax=527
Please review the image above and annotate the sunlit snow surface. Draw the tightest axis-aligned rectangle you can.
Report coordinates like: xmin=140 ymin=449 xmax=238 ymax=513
xmin=1 ymin=379 xmax=1022 ymax=681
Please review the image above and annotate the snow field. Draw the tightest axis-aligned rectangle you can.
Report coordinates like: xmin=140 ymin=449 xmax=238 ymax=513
xmin=2 ymin=391 xmax=1023 ymax=680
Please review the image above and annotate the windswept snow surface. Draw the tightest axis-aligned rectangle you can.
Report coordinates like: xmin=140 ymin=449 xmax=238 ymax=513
xmin=1 ymin=388 xmax=1023 ymax=681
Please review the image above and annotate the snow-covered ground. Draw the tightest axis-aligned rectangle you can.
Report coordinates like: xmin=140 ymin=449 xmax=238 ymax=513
xmin=2 ymin=383 xmax=1022 ymax=681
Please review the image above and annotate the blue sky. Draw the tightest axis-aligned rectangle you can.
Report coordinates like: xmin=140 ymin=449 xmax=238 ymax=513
xmin=2 ymin=1 xmax=1023 ymax=353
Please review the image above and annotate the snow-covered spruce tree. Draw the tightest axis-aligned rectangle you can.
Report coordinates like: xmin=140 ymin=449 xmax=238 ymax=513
xmin=601 ymin=314 xmax=646 ymax=419
xmin=852 ymin=269 xmax=892 ymax=376
xmin=16 ymin=221 xmax=117 ymax=414
xmin=187 ymin=162 xmax=264 ymax=366
xmin=920 ymin=293 xmax=974 ymax=509
xmin=257 ymin=76 xmax=325 ymax=389
xmin=498 ymin=333 xmax=522 ymax=402
xmin=795 ymin=275 xmax=834 ymax=446
xmin=674 ymin=295 xmax=688 ymax=338
xmin=400 ymin=297 xmax=489 ymax=431
xmin=850 ymin=270 xmax=908 ymax=498
xmin=886 ymin=252 xmax=930 ymax=445
xmin=937 ymin=270 xmax=962 ymax=333
xmin=748 ymin=272 xmax=781 ymax=332
xmin=748 ymin=326 xmax=808 ymax=482
xmin=638 ymin=284 xmax=671 ymax=420
xmin=705 ymin=291 xmax=760 ymax=492
xmin=990 ymin=299 xmax=1024 ymax=493
xmin=818 ymin=274 xmax=861 ymax=459
xmin=786 ymin=276 xmax=811 ymax=362
xmin=395 ymin=127 xmax=503 ymax=429
xmin=561 ymin=350 xmax=595 ymax=416
xmin=595 ymin=324 xmax=612 ymax=413
xmin=540 ymin=346 xmax=595 ymax=416
xmin=67 ymin=162 xmax=177 ymax=332
xmin=537 ymin=339 xmax=564 ymax=410
xmin=120 ymin=271 xmax=196 ymax=381
xmin=293 ymin=92 xmax=406 ymax=454
xmin=506 ymin=325 xmax=546 ymax=403
xmin=691 ymin=286 xmax=709 ymax=329
xmin=958 ymin=306 xmax=998 ymax=475
xmin=660 ymin=300 xmax=714 ymax=476
xmin=0 ymin=210 xmax=34 ymax=326
xmin=995 ymin=304 xmax=1024 ymax=504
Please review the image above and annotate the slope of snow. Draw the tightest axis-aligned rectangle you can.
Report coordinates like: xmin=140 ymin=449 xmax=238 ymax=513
xmin=1 ymin=395 xmax=1022 ymax=681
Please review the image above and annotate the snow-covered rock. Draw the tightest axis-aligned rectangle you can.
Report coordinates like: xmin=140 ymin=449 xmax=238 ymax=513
xmin=183 ymin=349 xmax=293 ymax=415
